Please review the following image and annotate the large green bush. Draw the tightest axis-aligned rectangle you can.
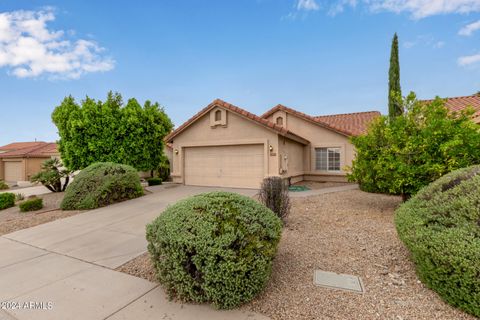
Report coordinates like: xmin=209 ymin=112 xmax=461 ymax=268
xmin=0 ymin=193 xmax=15 ymax=210
xmin=146 ymin=192 xmax=282 ymax=309
xmin=61 ymin=162 xmax=143 ymax=210
xmin=52 ymin=92 xmax=173 ymax=172
xmin=349 ymin=93 xmax=480 ymax=199
xmin=395 ymin=165 xmax=480 ymax=317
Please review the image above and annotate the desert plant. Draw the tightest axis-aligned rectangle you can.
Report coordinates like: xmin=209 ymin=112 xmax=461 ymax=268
xmin=15 ymin=193 xmax=25 ymax=201
xmin=146 ymin=192 xmax=282 ymax=309
xmin=147 ymin=177 xmax=162 ymax=186
xmin=0 ymin=180 xmax=9 ymax=190
xmin=0 ymin=193 xmax=15 ymax=210
xmin=19 ymin=198 xmax=43 ymax=212
xmin=31 ymin=158 xmax=71 ymax=192
xmin=61 ymin=162 xmax=143 ymax=210
xmin=258 ymin=176 xmax=291 ymax=222
xmin=395 ymin=165 xmax=480 ymax=317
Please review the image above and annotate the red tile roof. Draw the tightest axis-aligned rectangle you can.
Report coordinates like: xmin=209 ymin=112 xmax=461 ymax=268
xmin=421 ymin=94 xmax=480 ymax=123
xmin=0 ymin=141 xmax=46 ymax=151
xmin=261 ymin=104 xmax=380 ymax=136
xmin=314 ymin=111 xmax=381 ymax=136
xmin=165 ymin=99 xmax=309 ymax=144
xmin=0 ymin=142 xmax=58 ymax=158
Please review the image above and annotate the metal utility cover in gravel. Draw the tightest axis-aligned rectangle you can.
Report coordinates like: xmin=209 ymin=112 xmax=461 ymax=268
xmin=314 ymin=270 xmax=364 ymax=293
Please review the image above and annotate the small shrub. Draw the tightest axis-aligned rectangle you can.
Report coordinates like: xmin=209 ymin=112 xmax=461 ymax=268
xmin=0 ymin=193 xmax=15 ymax=210
xmin=146 ymin=192 xmax=282 ymax=309
xmin=15 ymin=193 xmax=25 ymax=201
xmin=147 ymin=177 xmax=162 ymax=186
xmin=61 ymin=162 xmax=143 ymax=210
xmin=258 ymin=176 xmax=291 ymax=222
xmin=395 ymin=165 xmax=480 ymax=317
xmin=19 ymin=198 xmax=43 ymax=212
xmin=0 ymin=180 xmax=9 ymax=190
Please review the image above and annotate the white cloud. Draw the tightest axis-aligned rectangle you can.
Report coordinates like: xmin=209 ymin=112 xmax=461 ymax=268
xmin=329 ymin=0 xmax=358 ymax=15
xmin=328 ymin=0 xmax=480 ymax=19
xmin=297 ymin=0 xmax=320 ymax=11
xmin=367 ymin=0 xmax=480 ymax=19
xmin=459 ymin=19 xmax=480 ymax=36
xmin=402 ymin=35 xmax=445 ymax=49
xmin=458 ymin=53 xmax=480 ymax=66
xmin=0 ymin=8 xmax=114 ymax=79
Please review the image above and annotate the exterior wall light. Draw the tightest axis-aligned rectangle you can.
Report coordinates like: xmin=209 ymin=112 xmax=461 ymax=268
xmin=269 ymin=145 xmax=273 ymax=152
xmin=174 ymin=149 xmax=179 ymax=154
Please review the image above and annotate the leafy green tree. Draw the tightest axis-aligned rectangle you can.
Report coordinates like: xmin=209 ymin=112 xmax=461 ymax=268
xmin=348 ymin=92 xmax=480 ymax=200
xmin=388 ymin=33 xmax=402 ymax=119
xmin=52 ymin=92 xmax=173 ymax=172
xmin=31 ymin=158 xmax=72 ymax=192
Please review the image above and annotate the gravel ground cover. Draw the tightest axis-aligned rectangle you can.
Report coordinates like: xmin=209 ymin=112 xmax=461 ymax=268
xmin=0 ymin=192 xmax=82 ymax=236
xmin=116 ymin=189 xmax=475 ymax=320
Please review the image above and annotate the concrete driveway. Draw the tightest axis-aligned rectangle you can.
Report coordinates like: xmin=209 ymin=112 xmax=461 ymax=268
xmin=0 ymin=185 xmax=52 ymax=197
xmin=0 ymin=185 xmax=265 ymax=320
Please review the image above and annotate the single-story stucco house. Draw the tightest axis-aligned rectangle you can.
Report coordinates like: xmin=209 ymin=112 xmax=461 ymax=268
xmin=165 ymin=94 xmax=480 ymax=189
xmin=165 ymin=99 xmax=379 ymax=189
xmin=0 ymin=142 xmax=59 ymax=183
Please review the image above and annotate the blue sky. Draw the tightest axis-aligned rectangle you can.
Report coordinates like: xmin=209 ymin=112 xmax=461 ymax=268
xmin=0 ymin=0 xmax=479 ymax=145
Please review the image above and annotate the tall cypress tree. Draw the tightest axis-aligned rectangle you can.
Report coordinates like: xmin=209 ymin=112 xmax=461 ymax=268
xmin=388 ymin=33 xmax=402 ymax=118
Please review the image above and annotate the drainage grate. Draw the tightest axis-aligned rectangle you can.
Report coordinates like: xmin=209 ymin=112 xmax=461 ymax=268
xmin=313 ymin=270 xmax=364 ymax=293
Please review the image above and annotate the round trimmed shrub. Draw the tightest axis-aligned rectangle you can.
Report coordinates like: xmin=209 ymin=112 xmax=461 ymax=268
xmin=395 ymin=165 xmax=480 ymax=317
xmin=19 ymin=197 xmax=43 ymax=212
xmin=146 ymin=192 xmax=282 ymax=309
xmin=61 ymin=162 xmax=143 ymax=210
xmin=0 ymin=193 xmax=15 ymax=210
xmin=147 ymin=177 xmax=162 ymax=186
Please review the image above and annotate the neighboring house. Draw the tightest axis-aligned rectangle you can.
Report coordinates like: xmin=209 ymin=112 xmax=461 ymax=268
xmin=165 ymin=99 xmax=379 ymax=189
xmin=421 ymin=94 xmax=480 ymax=124
xmin=0 ymin=142 xmax=59 ymax=183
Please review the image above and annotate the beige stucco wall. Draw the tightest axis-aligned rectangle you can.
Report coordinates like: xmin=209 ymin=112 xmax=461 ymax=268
xmin=268 ymin=111 xmax=354 ymax=178
xmin=169 ymin=108 xmax=282 ymax=184
xmin=26 ymin=157 xmax=48 ymax=181
xmin=278 ymin=136 xmax=305 ymax=178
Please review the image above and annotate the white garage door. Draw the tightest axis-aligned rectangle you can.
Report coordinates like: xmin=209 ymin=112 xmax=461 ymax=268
xmin=184 ymin=144 xmax=264 ymax=189
xmin=4 ymin=161 xmax=23 ymax=182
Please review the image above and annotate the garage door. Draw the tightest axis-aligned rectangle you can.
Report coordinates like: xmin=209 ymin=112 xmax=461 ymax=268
xmin=184 ymin=144 xmax=264 ymax=189
xmin=4 ymin=161 xmax=23 ymax=182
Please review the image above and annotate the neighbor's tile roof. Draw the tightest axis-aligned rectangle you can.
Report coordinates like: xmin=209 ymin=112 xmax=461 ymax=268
xmin=261 ymin=104 xmax=380 ymax=136
xmin=0 ymin=142 xmax=58 ymax=158
xmin=165 ymin=99 xmax=308 ymax=143
xmin=421 ymin=94 xmax=480 ymax=123
xmin=314 ymin=111 xmax=381 ymax=136
xmin=0 ymin=141 xmax=46 ymax=151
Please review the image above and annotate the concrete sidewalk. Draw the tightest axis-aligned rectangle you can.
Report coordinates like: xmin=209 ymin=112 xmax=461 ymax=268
xmin=0 ymin=186 xmax=265 ymax=320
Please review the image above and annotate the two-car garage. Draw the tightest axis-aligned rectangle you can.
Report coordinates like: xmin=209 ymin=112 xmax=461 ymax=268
xmin=183 ymin=144 xmax=265 ymax=189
